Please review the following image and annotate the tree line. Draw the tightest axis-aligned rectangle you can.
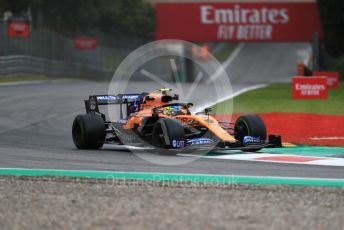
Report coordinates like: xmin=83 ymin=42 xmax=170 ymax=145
xmin=317 ymin=0 xmax=344 ymax=74
xmin=0 ymin=0 xmax=156 ymax=40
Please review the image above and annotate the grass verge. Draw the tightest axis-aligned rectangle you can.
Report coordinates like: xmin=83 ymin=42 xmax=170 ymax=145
xmin=213 ymin=83 xmax=344 ymax=115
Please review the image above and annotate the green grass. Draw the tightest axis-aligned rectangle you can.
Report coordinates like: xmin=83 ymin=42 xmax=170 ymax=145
xmin=0 ymin=75 xmax=59 ymax=83
xmin=213 ymin=83 xmax=344 ymax=115
xmin=214 ymin=43 xmax=238 ymax=63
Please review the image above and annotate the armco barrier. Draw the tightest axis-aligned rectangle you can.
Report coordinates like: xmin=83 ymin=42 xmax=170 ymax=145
xmin=0 ymin=55 xmax=175 ymax=82
xmin=0 ymin=55 xmax=113 ymax=79
xmin=292 ymin=76 xmax=328 ymax=100
xmin=313 ymin=71 xmax=340 ymax=89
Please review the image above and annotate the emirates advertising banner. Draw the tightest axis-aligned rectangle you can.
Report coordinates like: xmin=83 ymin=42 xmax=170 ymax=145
xmin=292 ymin=77 xmax=328 ymax=100
xmin=156 ymin=2 xmax=323 ymax=42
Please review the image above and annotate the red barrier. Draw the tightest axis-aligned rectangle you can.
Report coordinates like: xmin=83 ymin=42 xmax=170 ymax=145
xmin=156 ymin=2 xmax=323 ymax=42
xmin=74 ymin=37 xmax=98 ymax=50
xmin=292 ymin=77 xmax=328 ymax=100
xmin=8 ymin=21 xmax=30 ymax=37
xmin=313 ymin=71 xmax=340 ymax=89
xmin=216 ymin=113 xmax=344 ymax=147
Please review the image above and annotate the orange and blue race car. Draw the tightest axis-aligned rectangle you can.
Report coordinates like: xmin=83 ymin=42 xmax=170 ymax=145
xmin=72 ymin=88 xmax=282 ymax=153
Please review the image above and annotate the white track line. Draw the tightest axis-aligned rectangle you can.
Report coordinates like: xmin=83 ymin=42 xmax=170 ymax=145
xmin=180 ymin=153 xmax=344 ymax=167
xmin=309 ymin=137 xmax=344 ymax=140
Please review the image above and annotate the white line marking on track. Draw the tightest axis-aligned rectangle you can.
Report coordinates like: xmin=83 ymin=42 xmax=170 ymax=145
xmin=309 ymin=137 xmax=344 ymax=140
xmin=179 ymin=153 xmax=344 ymax=167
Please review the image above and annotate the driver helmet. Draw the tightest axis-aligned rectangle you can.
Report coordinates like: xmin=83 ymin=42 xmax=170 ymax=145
xmin=171 ymin=105 xmax=180 ymax=115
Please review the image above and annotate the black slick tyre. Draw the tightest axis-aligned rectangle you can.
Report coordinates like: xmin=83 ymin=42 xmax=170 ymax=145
xmin=234 ymin=114 xmax=267 ymax=152
xmin=152 ymin=118 xmax=184 ymax=152
xmin=72 ymin=114 xmax=105 ymax=149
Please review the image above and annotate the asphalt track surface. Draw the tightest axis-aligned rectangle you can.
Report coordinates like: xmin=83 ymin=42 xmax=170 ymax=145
xmin=2 ymin=43 xmax=344 ymax=179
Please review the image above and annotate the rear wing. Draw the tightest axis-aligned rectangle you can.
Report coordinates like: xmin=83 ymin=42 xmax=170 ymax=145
xmin=84 ymin=93 xmax=146 ymax=117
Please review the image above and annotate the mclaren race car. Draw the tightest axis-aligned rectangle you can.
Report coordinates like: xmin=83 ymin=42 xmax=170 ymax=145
xmin=72 ymin=88 xmax=282 ymax=153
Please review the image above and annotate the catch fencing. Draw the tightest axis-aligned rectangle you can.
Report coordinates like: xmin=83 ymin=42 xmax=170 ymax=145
xmin=0 ymin=22 xmax=147 ymax=79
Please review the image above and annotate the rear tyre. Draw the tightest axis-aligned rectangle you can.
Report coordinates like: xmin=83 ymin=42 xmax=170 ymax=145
xmin=152 ymin=118 xmax=184 ymax=151
xmin=234 ymin=114 xmax=266 ymax=152
xmin=72 ymin=114 xmax=105 ymax=149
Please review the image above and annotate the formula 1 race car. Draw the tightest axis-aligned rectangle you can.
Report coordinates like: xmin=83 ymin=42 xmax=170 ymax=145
xmin=72 ymin=88 xmax=282 ymax=153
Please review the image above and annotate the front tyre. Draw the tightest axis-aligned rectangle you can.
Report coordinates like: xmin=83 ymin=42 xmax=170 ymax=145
xmin=72 ymin=114 xmax=105 ymax=149
xmin=234 ymin=114 xmax=266 ymax=152
xmin=152 ymin=118 xmax=184 ymax=154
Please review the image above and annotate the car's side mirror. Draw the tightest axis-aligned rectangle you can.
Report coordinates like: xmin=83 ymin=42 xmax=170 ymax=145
xmin=205 ymin=107 xmax=212 ymax=115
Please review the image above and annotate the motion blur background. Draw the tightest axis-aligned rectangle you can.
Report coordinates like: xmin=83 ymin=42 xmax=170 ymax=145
xmin=1 ymin=2 xmax=344 ymax=229
xmin=0 ymin=0 xmax=343 ymax=81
